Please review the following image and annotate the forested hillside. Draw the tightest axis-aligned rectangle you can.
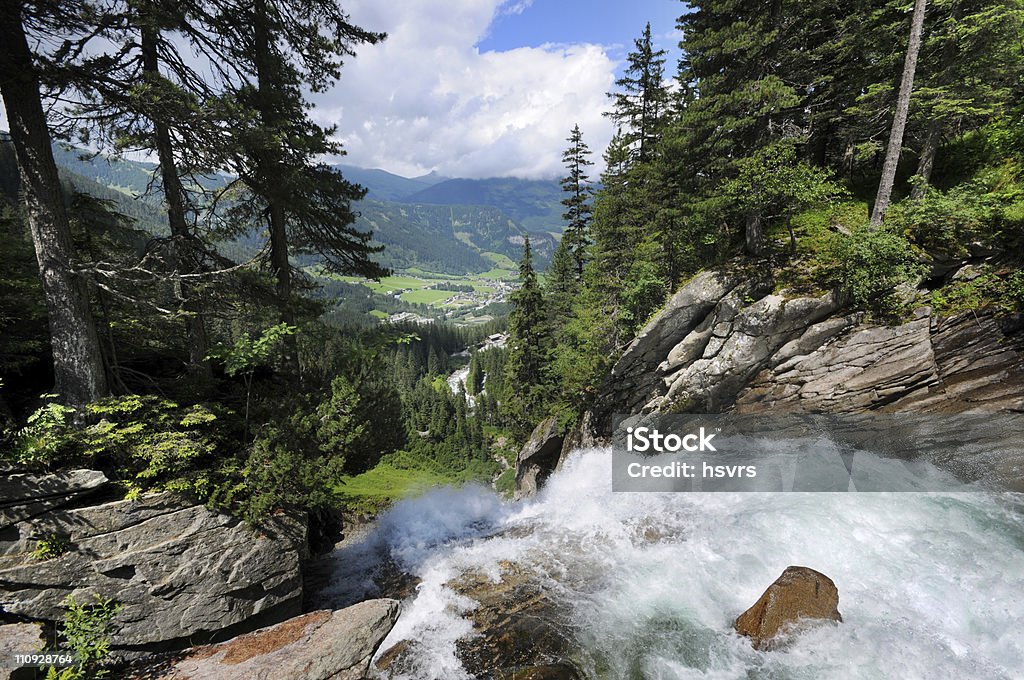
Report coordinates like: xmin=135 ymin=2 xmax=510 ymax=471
xmin=497 ymin=3 xmax=1024 ymax=433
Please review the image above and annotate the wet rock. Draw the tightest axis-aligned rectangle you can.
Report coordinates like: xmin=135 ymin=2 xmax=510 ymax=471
xmin=493 ymin=664 xmax=583 ymax=680
xmin=734 ymin=566 xmax=842 ymax=650
xmin=449 ymin=562 xmax=579 ymax=678
xmin=0 ymin=491 xmax=307 ymax=650
xmin=148 ymin=599 xmax=399 ymax=680
xmin=515 ymin=417 xmax=566 ymax=499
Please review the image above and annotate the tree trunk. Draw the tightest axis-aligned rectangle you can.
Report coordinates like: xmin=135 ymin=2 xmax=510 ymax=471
xmin=745 ymin=212 xmax=765 ymax=257
xmin=140 ymin=20 xmax=211 ymax=378
xmin=871 ymin=0 xmax=928 ymax=226
xmin=253 ymin=0 xmax=299 ymax=373
xmin=911 ymin=122 xmax=941 ymax=200
xmin=0 ymin=0 xmax=108 ymax=408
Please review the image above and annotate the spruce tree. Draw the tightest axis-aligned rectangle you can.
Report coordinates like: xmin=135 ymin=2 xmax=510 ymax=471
xmin=504 ymin=237 xmax=549 ymax=429
xmin=559 ymin=124 xmax=594 ymax=278
xmin=606 ymin=23 xmax=669 ymax=164
xmin=216 ymin=0 xmax=388 ymax=369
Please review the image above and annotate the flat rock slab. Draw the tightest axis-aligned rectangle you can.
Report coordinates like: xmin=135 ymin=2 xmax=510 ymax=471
xmin=0 ymin=492 xmax=306 ymax=648
xmin=154 ymin=599 xmax=400 ymax=680
xmin=734 ymin=566 xmax=842 ymax=650
xmin=0 ymin=469 xmax=108 ymax=528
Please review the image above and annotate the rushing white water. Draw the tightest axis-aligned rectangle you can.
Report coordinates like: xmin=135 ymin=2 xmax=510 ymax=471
xmin=324 ymin=447 xmax=1024 ymax=679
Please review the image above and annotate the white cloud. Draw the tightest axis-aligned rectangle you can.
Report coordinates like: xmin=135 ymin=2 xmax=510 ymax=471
xmin=501 ymin=0 xmax=534 ymax=15
xmin=315 ymin=0 xmax=616 ymax=179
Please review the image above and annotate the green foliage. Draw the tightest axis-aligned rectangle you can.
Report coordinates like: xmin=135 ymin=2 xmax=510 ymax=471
xmin=504 ymin=237 xmax=552 ymax=432
xmin=822 ymin=224 xmax=927 ymax=318
xmin=32 ymin=533 xmax=71 ymax=561
xmin=45 ymin=595 xmax=120 ymax=680
xmin=8 ymin=399 xmax=77 ymax=465
xmin=207 ymin=323 xmax=297 ymax=378
xmin=888 ymin=180 xmax=1000 ymax=254
xmin=81 ymin=397 xmax=223 ymax=497
xmin=930 ymin=268 xmax=1024 ymax=318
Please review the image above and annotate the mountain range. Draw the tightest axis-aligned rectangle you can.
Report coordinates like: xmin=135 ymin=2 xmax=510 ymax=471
xmin=32 ymin=144 xmax=562 ymax=274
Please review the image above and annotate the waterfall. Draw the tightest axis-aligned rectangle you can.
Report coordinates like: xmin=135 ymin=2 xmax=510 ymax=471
xmin=320 ymin=447 xmax=1024 ymax=679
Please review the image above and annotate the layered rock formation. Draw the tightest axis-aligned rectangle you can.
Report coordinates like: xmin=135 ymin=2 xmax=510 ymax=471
xmin=0 ymin=472 xmax=307 ymax=651
xmin=596 ymin=268 xmax=1023 ymax=428
xmin=516 ymin=265 xmax=1024 ymax=496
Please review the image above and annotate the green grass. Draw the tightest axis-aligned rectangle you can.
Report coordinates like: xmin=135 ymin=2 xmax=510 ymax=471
xmin=336 ymin=464 xmax=458 ymax=514
xmin=401 ymin=288 xmax=458 ymax=305
xmin=369 ymin=310 xmax=388 ymax=319
xmin=478 ymin=268 xmax=516 ymax=280
xmin=482 ymin=251 xmax=516 ymax=268
xmin=335 ymin=450 xmax=497 ymax=514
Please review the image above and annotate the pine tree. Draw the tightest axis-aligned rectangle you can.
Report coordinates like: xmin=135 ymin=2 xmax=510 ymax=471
xmin=504 ymin=237 xmax=550 ymax=429
xmin=559 ymin=124 xmax=594 ymax=278
xmin=218 ymin=0 xmax=388 ymax=369
xmin=606 ymin=23 xmax=669 ymax=164
xmin=0 ymin=0 xmax=108 ymax=408
xmin=68 ymin=0 xmax=221 ymax=377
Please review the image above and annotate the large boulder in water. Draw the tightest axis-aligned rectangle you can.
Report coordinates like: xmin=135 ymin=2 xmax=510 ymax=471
xmin=734 ymin=566 xmax=842 ymax=650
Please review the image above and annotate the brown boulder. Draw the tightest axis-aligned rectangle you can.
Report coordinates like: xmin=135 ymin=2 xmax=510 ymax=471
xmin=143 ymin=599 xmax=399 ymax=680
xmin=734 ymin=566 xmax=842 ymax=650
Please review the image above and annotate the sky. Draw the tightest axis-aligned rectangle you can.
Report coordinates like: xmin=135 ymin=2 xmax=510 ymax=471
xmin=0 ymin=1 xmax=686 ymax=180
xmin=321 ymin=0 xmax=685 ymax=179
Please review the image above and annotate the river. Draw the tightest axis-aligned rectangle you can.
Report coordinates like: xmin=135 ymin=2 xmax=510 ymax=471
xmin=318 ymin=447 xmax=1024 ymax=679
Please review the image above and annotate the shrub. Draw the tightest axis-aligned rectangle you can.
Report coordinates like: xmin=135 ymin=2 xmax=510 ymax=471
xmin=7 ymin=399 xmax=77 ymax=466
xmin=887 ymin=180 xmax=999 ymax=255
xmin=45 ymin=595 xmax=120 ymax=680
xmin=33 ymin=533 xmax=71 ymax=561
xmin=822 ymin=224 xmax=926 ymax=318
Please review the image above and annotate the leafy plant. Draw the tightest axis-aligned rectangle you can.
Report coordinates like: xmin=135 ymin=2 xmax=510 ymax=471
xmin=45 ymin=595 xmax=120 ymax=680
xmin=7 ymin=398 xmax=76 ymax=465
xmin=33 ymin=533 xmax=71 ymax=561
xmin=207 ymin=323 xmax=298 ymax=436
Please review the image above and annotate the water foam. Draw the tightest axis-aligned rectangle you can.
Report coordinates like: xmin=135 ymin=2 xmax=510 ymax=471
xmin=329 ymin=447 xmax=1024 ymax=679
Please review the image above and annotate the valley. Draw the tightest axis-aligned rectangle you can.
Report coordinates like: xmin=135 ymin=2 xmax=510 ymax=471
xmin=41 ymin=141 xmax=557 ymax=325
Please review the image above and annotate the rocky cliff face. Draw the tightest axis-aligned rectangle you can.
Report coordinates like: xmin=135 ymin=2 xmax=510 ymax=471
xmin=515 ymin=266 xmax=1024 ymax=496
xmin=0 ymin=471 xmax=307 ymax=652
xmin=597 ymin=268 xmax=1024 ymax=426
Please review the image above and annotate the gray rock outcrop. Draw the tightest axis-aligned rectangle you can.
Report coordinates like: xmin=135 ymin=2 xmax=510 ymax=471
xmin=0 ymin=489 xmax=306 ymax=650
xmin=595 ymin=268 xmax=1024 ymax=429
xmin=514 ymin=417 xmax=565 ymax=499
xmin=513 ymin=267 xmax=1024 ymax=495
xmin=0 ymin=469 xmax=108 ymax=527
xmin=150 ymin=599 xmax=400 ymax=680
xmin=1 ymin=622 xmax=44 ymax=680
